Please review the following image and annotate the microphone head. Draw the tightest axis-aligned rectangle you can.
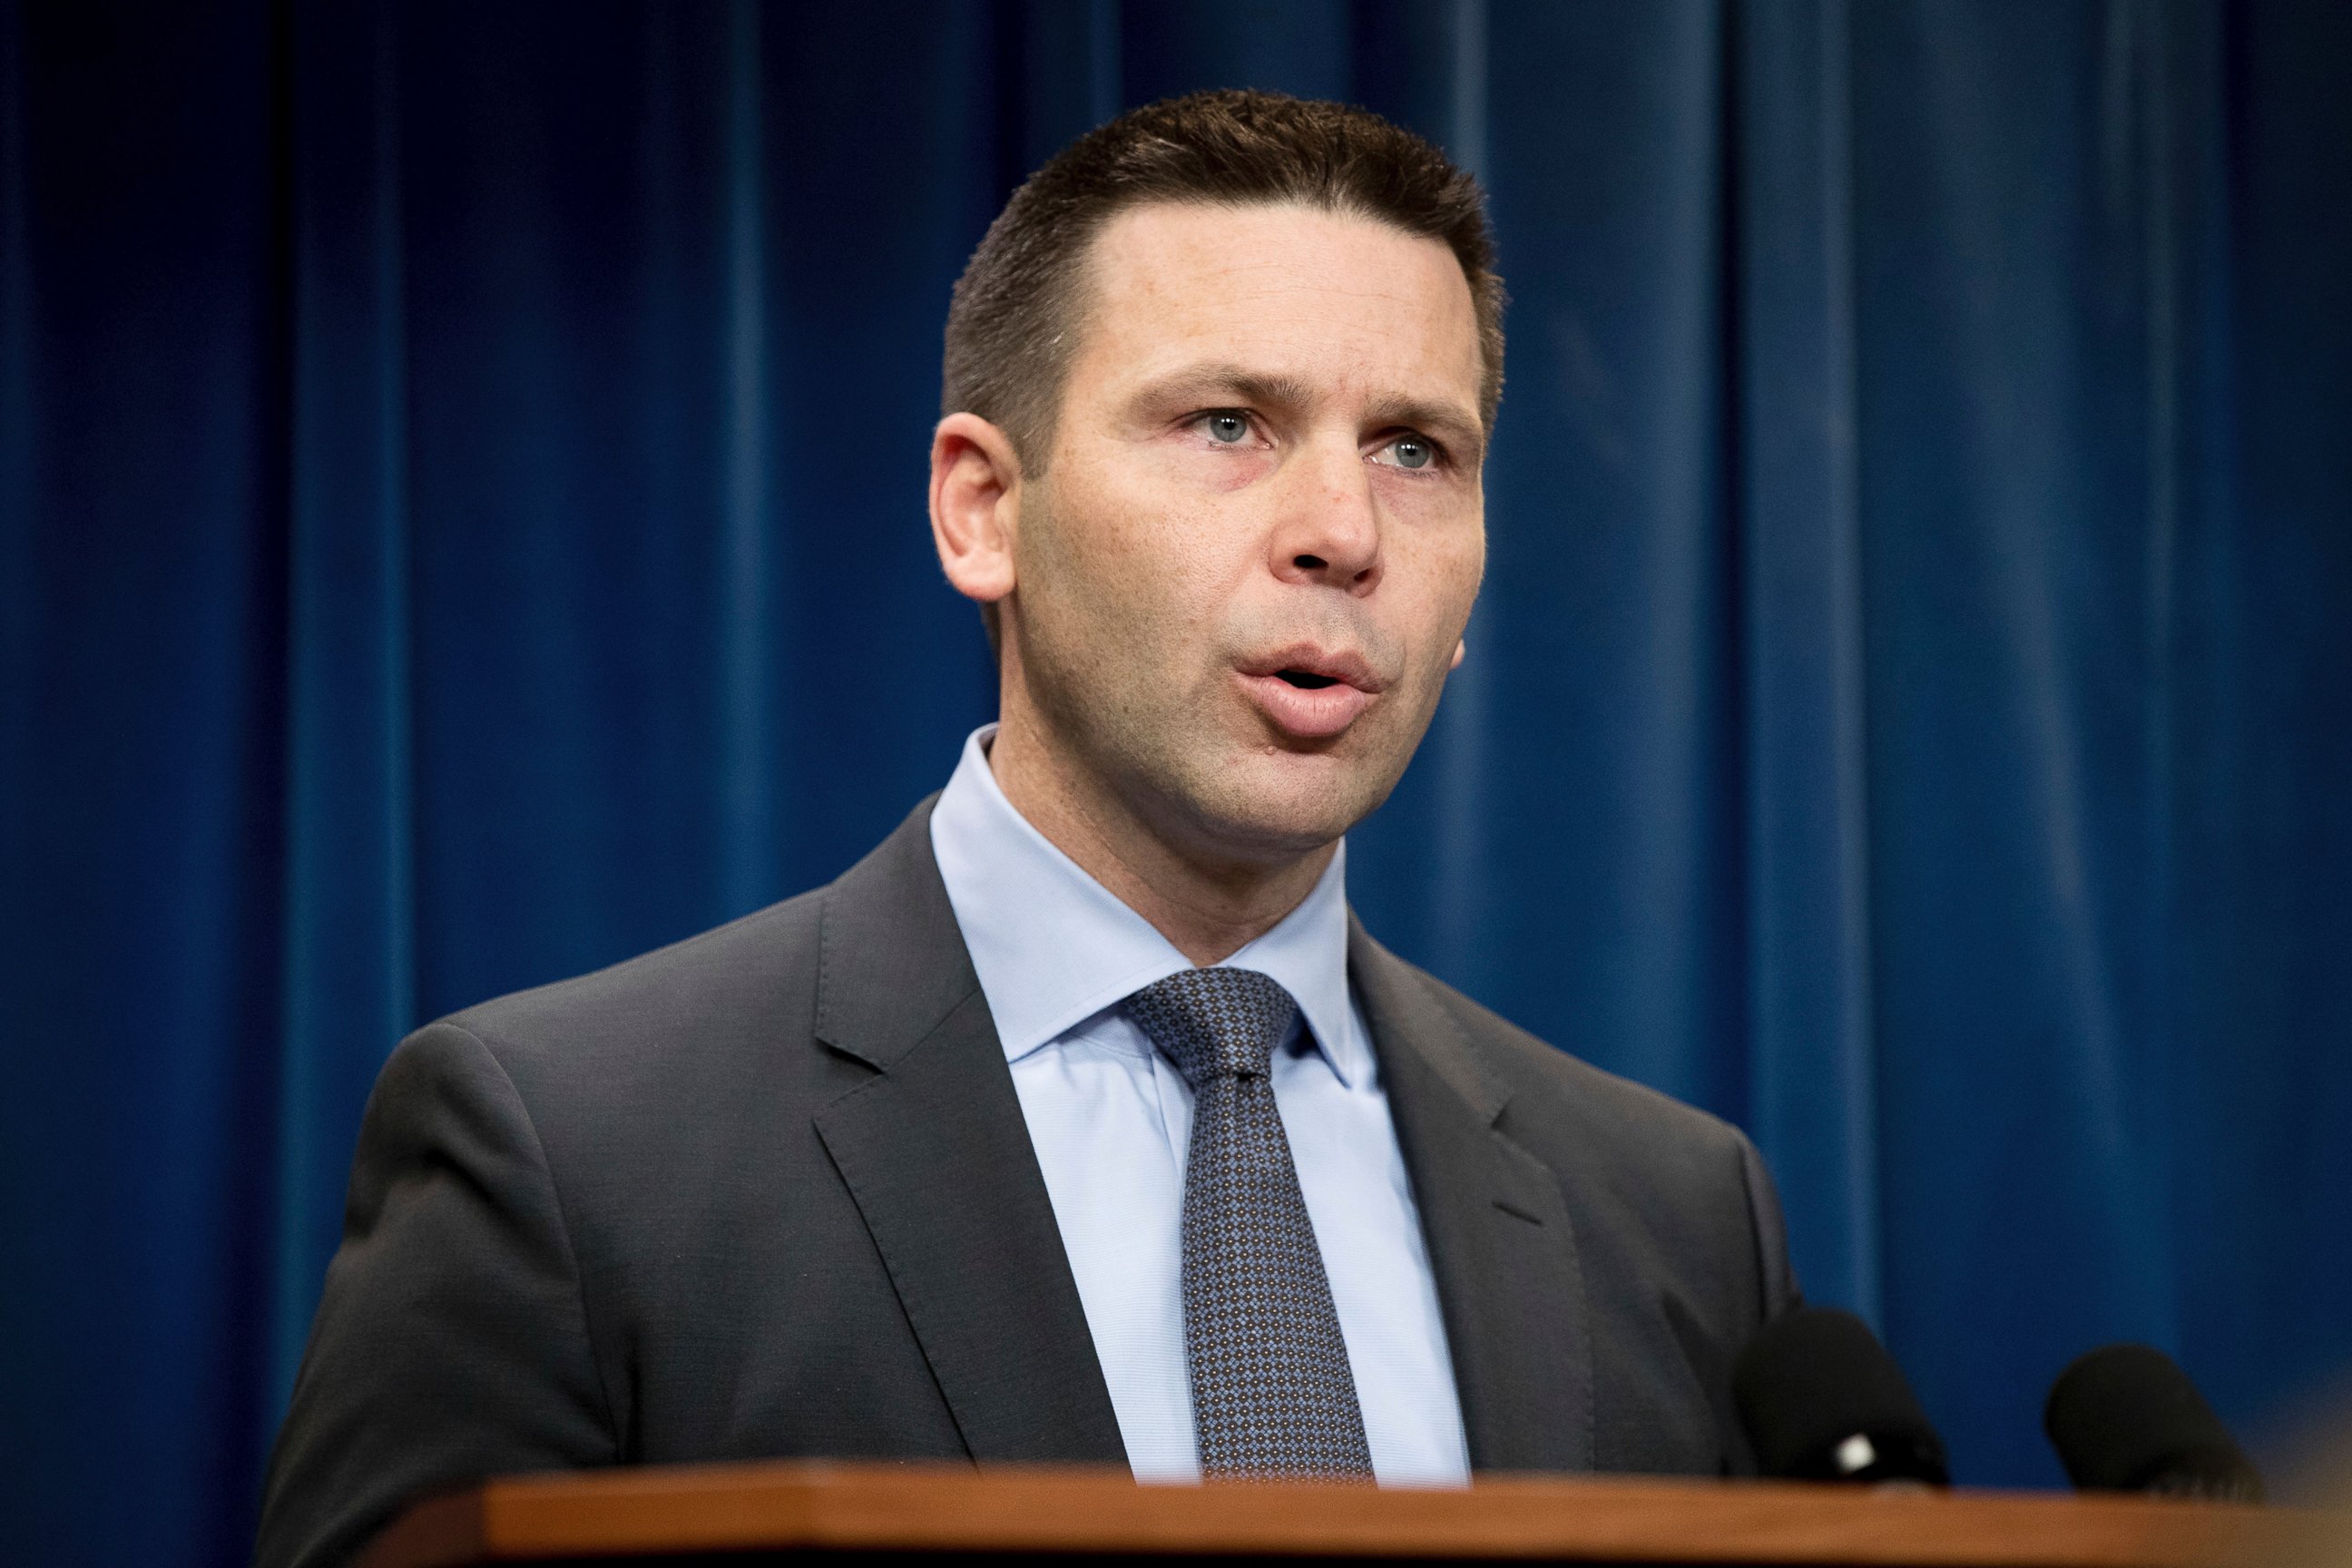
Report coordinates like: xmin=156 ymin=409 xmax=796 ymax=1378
xmin=1733 ymin=1308 xmax=1951 ymax=1485
xmin=2043 ymin=1345 xmax=2264 ymax=1500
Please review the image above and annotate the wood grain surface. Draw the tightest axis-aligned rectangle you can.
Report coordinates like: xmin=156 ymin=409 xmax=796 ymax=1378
xmin=358 ymin=1460 xmax=2326 ymax=1568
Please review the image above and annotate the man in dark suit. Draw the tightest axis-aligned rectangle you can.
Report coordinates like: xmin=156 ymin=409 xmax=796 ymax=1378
xmin=257 ymin=91 xmax=1798 ymax=1568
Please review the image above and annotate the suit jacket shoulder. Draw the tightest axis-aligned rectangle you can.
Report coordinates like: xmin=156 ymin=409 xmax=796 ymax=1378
xmin=256 ymin=804 xmax=1119 ymax=1568
xmin=440 ymin=885 xmax=837 ymax=1181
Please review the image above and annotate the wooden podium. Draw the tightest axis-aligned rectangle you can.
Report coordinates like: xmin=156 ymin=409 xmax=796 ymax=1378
xmin=359 ymin=1461 xmax=2320 ymax=1568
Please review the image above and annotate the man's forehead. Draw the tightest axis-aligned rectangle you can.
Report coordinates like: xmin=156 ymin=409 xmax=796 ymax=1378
xmin=1072 ymin=200 xmax=1484 ymax=414
xmin=1083 ymin=200 xmax=1475 ymax=321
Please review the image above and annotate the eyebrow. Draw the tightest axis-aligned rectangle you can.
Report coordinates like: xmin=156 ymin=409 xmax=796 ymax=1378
xmin=1137 ymin=364 xmax=1316 ymax=415
xmin=1132 ymin=362 xmax=1487 ymax=463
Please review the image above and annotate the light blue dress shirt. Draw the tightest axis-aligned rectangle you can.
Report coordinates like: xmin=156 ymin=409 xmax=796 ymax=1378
xmin=928 ymin=726 xmax=1470 ymax=1485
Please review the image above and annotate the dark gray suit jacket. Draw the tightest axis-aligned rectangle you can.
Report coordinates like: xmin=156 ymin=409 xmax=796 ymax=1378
xmin=256 ymin=799 xmax=1798 ymax=1568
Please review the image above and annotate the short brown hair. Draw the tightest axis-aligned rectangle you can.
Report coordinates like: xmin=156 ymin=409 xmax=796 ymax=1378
xmin=942 ymin=89 xmax=1505 ymax=470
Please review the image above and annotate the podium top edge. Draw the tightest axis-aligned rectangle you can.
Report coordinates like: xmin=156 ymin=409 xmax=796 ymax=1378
xmin=360 ymin=1459 xmax=2326 ymax=1568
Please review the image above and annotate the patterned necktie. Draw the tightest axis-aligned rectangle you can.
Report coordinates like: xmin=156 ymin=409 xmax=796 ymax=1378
xmin=1126 ymin=966 xmax=1375 ymax=1482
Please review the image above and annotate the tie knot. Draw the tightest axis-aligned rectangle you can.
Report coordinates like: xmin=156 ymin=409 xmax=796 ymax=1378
xmin=1127 ymin=967 xmax=1299 ymax=1086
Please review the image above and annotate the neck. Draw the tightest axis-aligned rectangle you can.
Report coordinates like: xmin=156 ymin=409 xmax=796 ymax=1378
xmin=985 ymin=711 xmax=1336 ymax=967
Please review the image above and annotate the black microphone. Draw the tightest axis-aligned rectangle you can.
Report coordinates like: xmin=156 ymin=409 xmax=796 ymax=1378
xmin=2043 ymin=1345 xmax=2265 ymax=1501
xmin=1733 ymin=1308 xmax=1951 ymax=1485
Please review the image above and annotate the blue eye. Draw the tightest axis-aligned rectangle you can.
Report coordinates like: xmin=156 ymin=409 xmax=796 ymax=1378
xmin=1205 ymin=412 xmax=1249 ymax=444
xmin=1391 ymin=436 xmax=1433 ymax=469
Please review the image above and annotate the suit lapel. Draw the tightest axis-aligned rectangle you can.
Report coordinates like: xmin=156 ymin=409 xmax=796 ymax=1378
xmin=808 ymin=802 xmax=1127 ymax=1466
xmin=1350 ymin=919 xmax=1595 ymax=1474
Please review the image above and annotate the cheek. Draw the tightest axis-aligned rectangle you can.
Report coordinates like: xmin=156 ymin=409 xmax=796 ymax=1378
xmin=1393 ymin=519 xmax=1486 ymax=629
xmin=1029 ymin=478 xmax=1228 ymax=657
xmin=1448 ymin=534 xmax=1486 ymax=619
xmin=1079 ymin=466 xmax=1247 ymax=592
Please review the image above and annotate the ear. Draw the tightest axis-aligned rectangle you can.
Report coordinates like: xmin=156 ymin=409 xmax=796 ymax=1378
xmin=929 ymin=412 xmax=1023 ymax=607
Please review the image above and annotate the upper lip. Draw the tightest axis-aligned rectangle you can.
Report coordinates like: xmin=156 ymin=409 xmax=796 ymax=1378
xmin=1238 ymin=645 xmax=1388 ymax=693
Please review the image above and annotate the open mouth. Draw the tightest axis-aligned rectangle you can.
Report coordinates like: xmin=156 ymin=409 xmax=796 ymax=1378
xmin=1238 ymin=658 xmax=1378 ymax=740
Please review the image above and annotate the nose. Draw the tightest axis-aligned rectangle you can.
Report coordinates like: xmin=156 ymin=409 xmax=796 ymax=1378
xmin=1269 ymin=436 xmax=1381 ymax=595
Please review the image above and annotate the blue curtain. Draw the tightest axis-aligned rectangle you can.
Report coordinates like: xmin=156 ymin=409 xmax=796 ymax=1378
xmin=4 ymin=3 xmax=2348 ymax=1563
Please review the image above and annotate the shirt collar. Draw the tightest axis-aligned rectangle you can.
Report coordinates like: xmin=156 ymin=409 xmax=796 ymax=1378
xmin=928 ymin=725 xmax=1364 ymax=1087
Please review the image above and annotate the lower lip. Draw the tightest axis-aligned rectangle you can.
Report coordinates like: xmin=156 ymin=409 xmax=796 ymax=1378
xmin=1236 ymin=672 xmax=1375 ymax=740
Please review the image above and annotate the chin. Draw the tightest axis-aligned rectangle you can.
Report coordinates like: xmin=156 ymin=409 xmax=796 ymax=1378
xmin=1172 ymin=746 xmax=1395 ymax=858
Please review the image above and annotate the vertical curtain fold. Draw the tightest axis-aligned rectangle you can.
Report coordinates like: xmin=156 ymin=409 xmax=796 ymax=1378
xmin=718 ymin=0 xmax=772 ymax=913
xmin=272 ymin=0 xmax=416 ymax=1407
xmin=1728 ymin=0 xmax=1882 ymax=1324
